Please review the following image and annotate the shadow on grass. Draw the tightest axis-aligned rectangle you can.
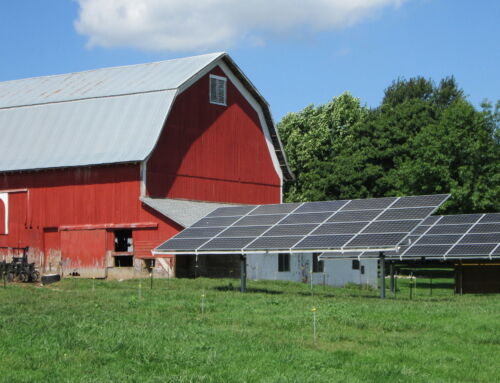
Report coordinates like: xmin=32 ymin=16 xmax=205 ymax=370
xmin=213 ymin=285 xmax=283 ymax=295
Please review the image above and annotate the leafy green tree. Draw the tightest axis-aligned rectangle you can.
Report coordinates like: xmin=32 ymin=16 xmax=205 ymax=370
xmin=279 ymin=76 xmax=499 ymax=213
xmin=278 ymin=92 xmax=367 ymax=201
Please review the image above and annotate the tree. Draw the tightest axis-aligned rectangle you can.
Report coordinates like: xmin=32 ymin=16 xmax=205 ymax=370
xmin=278 ymin=92 xmax=367 ymax=201
xmin=279 ymin=76 xmax=500 ymax=214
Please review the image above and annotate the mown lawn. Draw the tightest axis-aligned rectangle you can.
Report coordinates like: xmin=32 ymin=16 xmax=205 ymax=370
xmin=0 ymin=277 xmax=499 ymax=382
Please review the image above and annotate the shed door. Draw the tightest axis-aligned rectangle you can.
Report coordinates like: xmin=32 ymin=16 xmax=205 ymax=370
xmin=60 ymin=230 xmax=107 ymax=277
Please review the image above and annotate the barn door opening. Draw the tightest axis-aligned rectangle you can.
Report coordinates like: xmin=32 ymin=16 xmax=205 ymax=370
xmin=113 ymin=229 xmax=134 ymax=267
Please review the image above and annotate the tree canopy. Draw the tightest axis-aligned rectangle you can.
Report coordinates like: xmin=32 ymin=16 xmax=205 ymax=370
xmin=278 ymin=77 xmax=499 ymax=214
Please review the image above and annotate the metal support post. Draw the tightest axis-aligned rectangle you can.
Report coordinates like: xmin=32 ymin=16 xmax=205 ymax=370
xmin=379 ymin=252 xmax=386 ymax=299
xmin=389 ymin=262 xmax=395 ymax=294
xmin=240 ymin=255 xmax=247 ymax=293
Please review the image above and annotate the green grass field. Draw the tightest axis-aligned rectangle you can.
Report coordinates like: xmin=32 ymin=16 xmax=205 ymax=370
xmin=0 ymin=277 xmax=499 ymax=382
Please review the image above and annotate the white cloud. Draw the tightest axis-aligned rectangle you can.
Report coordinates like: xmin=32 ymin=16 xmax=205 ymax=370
xmin=75 ymin=0 xmax=406 ymax=52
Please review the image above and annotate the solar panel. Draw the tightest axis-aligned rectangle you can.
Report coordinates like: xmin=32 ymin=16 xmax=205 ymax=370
xmin=154 ymin=194 xmax=449 ymax=254
xmin=217 ymin=226 xmax=270 ymax=238
xmin=200 ymin=237 xmax=254 ymax=251
xmin=205 ymin=205 xmax=256 ymax=218
xmin=246 ymin=236 xmax=304 ymax=250
xmin=390 ymin=213 xmax=500 ymax=259
xmin=319 ymin=212 xmax=500 ymax=261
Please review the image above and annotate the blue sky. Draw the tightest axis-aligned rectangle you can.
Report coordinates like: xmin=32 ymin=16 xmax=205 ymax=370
xmin=0 ymin=0 xmax=498 ymax=121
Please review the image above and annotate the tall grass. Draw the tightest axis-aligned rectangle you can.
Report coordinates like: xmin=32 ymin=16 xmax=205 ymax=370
xmin=0 ymin=278 xmax=498 ymax=382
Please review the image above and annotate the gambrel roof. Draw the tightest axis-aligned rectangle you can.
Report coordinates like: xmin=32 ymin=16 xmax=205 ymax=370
xmin=0 ymin=53 xmax=292 ymax=180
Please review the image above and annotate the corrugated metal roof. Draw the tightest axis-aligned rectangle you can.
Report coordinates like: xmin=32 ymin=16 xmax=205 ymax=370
xmin=0 ymin=52 xmax=223 ymax=108
xmin=0 ymin=52 xmax=293 ymax=179
xmin=0 ymin=91 xmax=175 ymax=172
xmin=141 ymin=197 xmax=235 ymax=228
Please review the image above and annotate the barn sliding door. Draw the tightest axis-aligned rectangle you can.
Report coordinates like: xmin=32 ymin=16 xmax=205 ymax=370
xmin=60 ymin=229 xmax=107 ymax=278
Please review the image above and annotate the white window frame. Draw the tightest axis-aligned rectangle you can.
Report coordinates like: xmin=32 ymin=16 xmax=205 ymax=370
xmin=209 ymin=74 xmax=227 ymax=106
xmin=0 ymin=193 xmax=8 ymax=235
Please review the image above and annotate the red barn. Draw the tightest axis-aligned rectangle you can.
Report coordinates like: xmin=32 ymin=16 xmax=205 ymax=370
xmin=0 ymin=52 xmax=292 ymax=279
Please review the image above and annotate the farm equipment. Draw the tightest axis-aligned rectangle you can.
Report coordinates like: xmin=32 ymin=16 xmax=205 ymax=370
xmin=0 ymin=247 xmax=39 ymax=283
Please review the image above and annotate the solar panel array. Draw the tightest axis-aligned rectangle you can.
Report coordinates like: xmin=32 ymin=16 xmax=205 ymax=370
xmin=155 ymin=194 xmax=449 ymax=255
xmin=319 ymin=213 xmax=500 ymax=260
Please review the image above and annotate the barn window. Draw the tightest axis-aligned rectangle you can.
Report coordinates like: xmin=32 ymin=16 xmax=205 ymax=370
xmin=312 ymin=253 xmax=324 ymax=273
xmin=209 ymin=75 xmax=227 ymax=106
xmin=0 ymin=194 xmax=7 ymax=235
xmin=278 ymin=253 xmax=290 ymax=272
xmin=352 ymin=260 xmax=360 ymax=270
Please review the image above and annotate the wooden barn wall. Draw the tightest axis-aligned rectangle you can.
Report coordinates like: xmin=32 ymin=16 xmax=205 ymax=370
xmin=146 ymin=66 xmax=281 ymax=204
xmin=0 ymin=164 xmax=182 ymax=268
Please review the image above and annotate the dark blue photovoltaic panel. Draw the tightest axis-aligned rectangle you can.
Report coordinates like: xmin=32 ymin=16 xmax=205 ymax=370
xmin=405 ymin=245 xmax=452 ymax=255
xmin=246 ymin=236 xmax=303 ymax=250
xmin=390 ymin=194 xmax=449 ymax=208
xmin=234 ymin=214 xmax=285 ymax=226
xmin=447 ymin=244 xmax=497 ymax=255
xmin=263 ymin=224 xmax=317 ymax=237
xmin=426 ymin=224 xmax=471 ymax=235
xmin=459 ymin=233 xmax=500 ymax=244
xmin=294 ymin=235 xmax=353 ymax=249
xmin=191 ymin=216 xmax=241 ymax=228
xmin=200 ymin=237 xmax=254 ymax=251
xmin=156 ymin=238 xmax=209 ymax=251
xmin=362 ymin=220 xmax=418 ymax=234
xmin=205 ymin=205 xmax=257 ymax=218
xmin=175 ymin=227 xmax=226 ymax=239
xmin=395 ymin=213 xmax=500 ymax=259
xmin=470 ymin=224 xmax=499 ymax=234
xmin=154 ymin=194 xmax=450 ymax=254
xmin=249 ymin=203 xmax=301 ymax=215
xmin=377 ymin=207 xmax=435 ymax=221
xmin=479 ymin=213 xmax=500 ymax=223
xmin=327 ymin=210 xmax=382 ymax=223
xmin=311 ymin=222 xmax=366 ymax=235
xmin=409 ymin=226 xmax=428 ymax=235
xmin=280 ymin=212 xmax=332 ymax=224
xmin=420 ymin=216 xmax=441 ymax=226
xmin=341 ymin=197 xmax=396 ymax=211
xmin=439 ymin=214 xmax=482 ymax=225
xmin=218 ymin=226 xmax=270 ymax=238
xmin=294 ymin=200 xmax=348 ymax=213
xmin=345 ymin=233 xmax=407 ymax=247
xmin=415 ymin=235 xmax=462 ymax=245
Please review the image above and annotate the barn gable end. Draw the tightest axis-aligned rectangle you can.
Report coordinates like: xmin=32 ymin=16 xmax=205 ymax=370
xmin=146 ymin=65 xmax=282 ymax=204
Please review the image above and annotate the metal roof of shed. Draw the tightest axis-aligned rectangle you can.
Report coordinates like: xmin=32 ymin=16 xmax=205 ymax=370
xmin=141 ymin=197 xmax=234 ymax=228
xmin=0 ymin=53 xmax=293 ymax=179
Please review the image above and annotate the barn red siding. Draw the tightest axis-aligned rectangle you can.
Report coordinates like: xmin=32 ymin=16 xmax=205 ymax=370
xmin=0 ymin=64 xmax=283 ymax=276
xmin=146 ymin=66 xmax=281 ymax=204
xmin=0 ymin=164 xmax=181 ymax=269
